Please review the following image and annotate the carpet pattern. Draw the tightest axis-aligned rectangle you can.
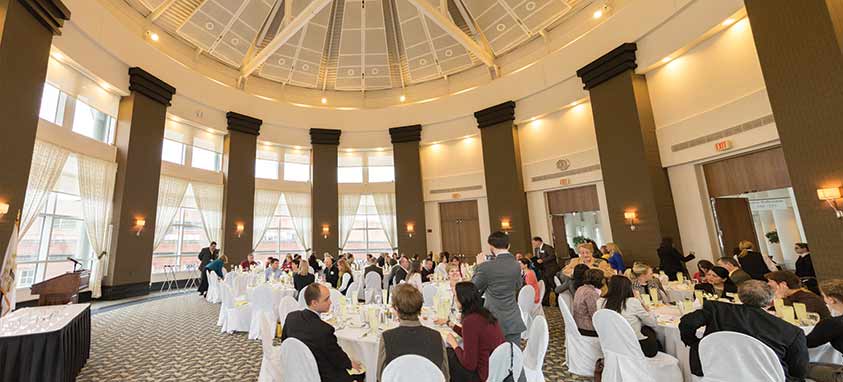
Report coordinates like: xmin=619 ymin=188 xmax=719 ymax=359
xmin=77 ymin=294 xmax=593 ymax=381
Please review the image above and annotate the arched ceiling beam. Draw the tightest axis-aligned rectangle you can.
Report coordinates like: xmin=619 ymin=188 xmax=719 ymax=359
xmin=406 ymin=0 xmax=495 ymax=67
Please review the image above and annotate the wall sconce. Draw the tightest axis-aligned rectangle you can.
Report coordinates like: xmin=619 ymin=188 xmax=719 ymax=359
xmin=235 ymin=223 xmax=245 ymax=238
xmin=134 ymin=218 xmax=146 ymax=237
xmin=406 ymin=222 xmax=415 ymax=238
xmin=322 ymin=224 xmax=330 ymax=239
xmin=817 ymin=187 xmax=843 ymax=219
xmin=500 ymin=218 xmax=512 ymax=233
xmin=623 ymin=210 xmax=638 ymax=231
xmin=0 ymin=202 xmax=8 ymax=217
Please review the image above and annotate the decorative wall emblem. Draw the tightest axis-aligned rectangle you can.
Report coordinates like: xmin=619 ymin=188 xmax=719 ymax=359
xmin=556 ymin=159 xmax=571 ymax=171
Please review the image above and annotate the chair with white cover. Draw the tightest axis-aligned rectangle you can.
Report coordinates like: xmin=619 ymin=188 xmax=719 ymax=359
xmin=279 ymin=338 xmax=320 ymax=382
xmin=535 ymin=281 xmax=546 ymax=317
xmin=329 ymin=288 xmax=344 ymax=313
xmin=382 ymin=354 xmax=445 ymax=382
xmin=557 ymin=296 xmax=601 ymax=377
xmin=357 ymin=278 xmax=366 ymax=302
xmin=248 ymin=284 xmax=277 ymax=340
xmin=219 ymin=283 xmax=252 ymax=334
xmin=257 ymin=313 xmax=282 ymax=382
xmin=522 ymin=316 xmax=549 ymax=382
xmin=558 ymin=290 xmax=573 ymax=315
xmin=206 ymin=270 xmax=221 ymax=304
xmin=698 ymin=331 xmax=785 ymax=382
xmin=364 ymin=272 xmax=383 ymax=304
xmin=297 ymin=288 xmax=307 ymax=307
xmin=487 ymin=342 xmax=525 ymax=382
xmin=422 ymin=283 xmax=438 ymax=307
xmin=592 ymin=309 xmax=682 ymax=382
xmin=346 ymin=281 xmax=359 ymax=302
xmin=277 ymin=296 xmax=301 ymax=328
xmin=517 ymin=286 xmax=539 ymax=339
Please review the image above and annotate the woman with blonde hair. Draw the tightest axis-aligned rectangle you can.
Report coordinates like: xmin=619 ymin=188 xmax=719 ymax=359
xmin=337 ymin=258 xmax=353 ymax=295
xmin=625 ymin=262 xmax=670 ymax=303
xmin=737 ymin=240 xmax=777 ymax=281
xmin=562 ymin=242 xmax=614 ymax=278
xmin=293 ymin=259 xmax=315 ymax=293
xmin=605 ymin=242 xmax=625 ymax=274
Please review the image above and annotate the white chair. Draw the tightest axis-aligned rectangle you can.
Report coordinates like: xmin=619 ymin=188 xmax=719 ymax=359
xmin=346 ymin=281 xmax=359 ymax=302
xmin=558 ymin=290 xmax=573 ymax=315
xmin=592 ymin=309 xmax=682 ymax=382
xmin=522 ymin=316 xmax=549 ymax=382
xmin=206 ymin=270 xmax=221 ymax=304
xmin=557 ymin=297 xmax=601 ymax=377
xmin=329 ymin=288 xmax=344 ymax=313
xmin=364 ymin=272 xmax=383 ymax=304
xmin=699 ymin=331 xmax=785 ymax=382
xmin=297 ymin=288 xmax=307 ymax=307
xmin=279 ymin=338 xmax=320 ymax=382
xmin=277 ymin=296 xmax=301 ymax=327
xmin=257 ymin=314 xmax=282 ymax=382
xmin=422 ymin=283 xmax=438 ymax=307
xmin=219 ymin=284 xmax=252 ymax=334
xmin=382 ymin=354 xmax=445 ymax=382
xmin=248 ymin=284 xmax=277 ymax=340
xmin=517 ymin=285 xmax=538 ymax=339
xmin=487 ymin=342 xmax=525 ymax=382
xmin=537 ymin=280 xmax=546 ymax=305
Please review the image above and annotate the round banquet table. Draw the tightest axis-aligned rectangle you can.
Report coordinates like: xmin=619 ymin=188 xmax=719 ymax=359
xmin=652 ymin=305 xmax=843 ymax=382
xmin=246 ymin=283 xmax=297 ymax=312
xmin=664 ymin=282 xmax=695 ymax=303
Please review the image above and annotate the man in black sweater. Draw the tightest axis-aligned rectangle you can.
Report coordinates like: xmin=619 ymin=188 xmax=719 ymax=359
xmin=322 ymin=256 xmax=339 ymax=288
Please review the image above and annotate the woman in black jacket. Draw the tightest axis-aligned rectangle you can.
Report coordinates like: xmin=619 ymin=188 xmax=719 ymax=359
xmin=657 ymin=237 xmax=695 ymax=281
xmin=736 ymin=240 xmax=777 ymax=280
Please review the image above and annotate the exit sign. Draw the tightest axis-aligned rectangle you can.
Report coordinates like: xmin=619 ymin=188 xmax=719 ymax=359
xmin=559 ymin=178 xmax=570 ymax=186
xmin=714 ymin=140 xmax=732 ymax=152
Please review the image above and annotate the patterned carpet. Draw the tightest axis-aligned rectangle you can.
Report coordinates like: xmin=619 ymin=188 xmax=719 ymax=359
xmin=77 ymin=293 xmax=592 ymax=381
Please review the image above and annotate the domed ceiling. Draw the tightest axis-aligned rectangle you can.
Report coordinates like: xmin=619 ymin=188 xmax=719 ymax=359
xmin=124 ymin=0 xmax=586 ymax=92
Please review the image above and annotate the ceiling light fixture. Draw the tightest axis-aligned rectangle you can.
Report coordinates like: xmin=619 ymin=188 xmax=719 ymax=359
xmin=399 ymin=95 xmax=406 ymax=102
xmin=593 ymin=9 xmax=603 ymax=19
xmin=146 ymin=31 xmax=159 ymax=42
xmin=722 ymin=18 xmax=736 ymax=27
xmin=320 ymin=97 xmax=327 ymax=104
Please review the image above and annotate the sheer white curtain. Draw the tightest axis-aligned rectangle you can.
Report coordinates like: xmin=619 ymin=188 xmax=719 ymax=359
xmin=153 ymin=176 xmax=190 ymax=250
xmin=20 ymin=141 xmax=70 ymax=237
xmin=339 ymin=194 xmax=362 ymax=248
xmin=253 ymin=189 xmax=282 ymax=249
xmin=372 ymin=193 xmax=397 ymax=250
xmin=192 ymin=182 xmax=223 ymax=244
xmin=284 ymin=192 xmax=312 ymax=252
xmin=76 ymin=155 xmax=117 ymax=299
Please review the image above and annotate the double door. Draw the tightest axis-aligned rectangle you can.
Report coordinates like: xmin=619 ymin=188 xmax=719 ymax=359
xmin=440 ymin=200 xmax=481 ymax=263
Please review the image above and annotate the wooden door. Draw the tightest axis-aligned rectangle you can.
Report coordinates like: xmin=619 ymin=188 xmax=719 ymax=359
xmin=712 ymin=197 xmax=759 ymax=257
xmin=550 ymin=215 xmax=568 ymax=256
xmin=439 ymin=200 xmax=481 ymax=263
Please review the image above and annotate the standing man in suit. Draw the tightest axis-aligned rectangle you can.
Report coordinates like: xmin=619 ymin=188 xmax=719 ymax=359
xmin=718 ymin=256 xmax=752 ymax=286
xmin=532 ymin=237 xmax=558 ymax=306
xmin=281 ymin=284 xmax=364 ymax=382
xmin=197 ymin=241 xmax=218 ymax=296
xmin=473 ymin=231 xmax=526 ymax=345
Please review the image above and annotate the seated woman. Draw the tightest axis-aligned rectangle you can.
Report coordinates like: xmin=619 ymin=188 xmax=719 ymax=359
xmin=337 ymin=258 xmax=353 ymax=295
xmin=626 ymin=262 xmax=671 ymax=304
xmin=766 ymin=270 xmax=831 ymax=320
xmin=555 ymin=263 xmax=590 ymax=297
xmin=519 ymin=258 xmax=540 ymax=304
xmin=698 ymin=266 xmax=737 ymax=300
xmin=806 ymin=279 xmax=843 ymax=382
xmin=563 ymin=243 xmax=615 ymax=278
xmin=598 ymin=275 xmax=661 ymax=357
xmin=403 ymin=260 xmax=423 ymax=292
xmin=293 ymin=259 xmax=316 ymax=294
xmin=605 ymin=242 xmax=626 ymax=274
xmin=573 ymin=269 xmax=606 ymax=337
xmin=445 ymin=282 xmax=506 ymax=382
xmin=693 ymin=260 xmax=714 ymax=283
xmin=280 ymin=254 xmax=294 ymax=272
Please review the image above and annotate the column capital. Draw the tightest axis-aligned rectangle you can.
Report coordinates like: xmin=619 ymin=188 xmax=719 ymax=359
xmin=226 ymin=112 xmax=262 ymax=135
xmin=19 ymin=0 xmax=71 ymax=35
xmin=576 ymin=43 xmax=638 ymax=90
xmin=474 ymin=101 xmax=516 ymax=129
xmin=389 ymin=125 xmax=422 ymax=143
xmin=310 ymin=128 xmax=341 ymax=145
xmin=128 ymin=67 xmax=176 ymax=106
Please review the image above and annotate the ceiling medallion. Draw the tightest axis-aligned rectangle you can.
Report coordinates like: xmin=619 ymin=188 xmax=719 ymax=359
xmin=419 ymin=58 xmax=427 ymax=65
xmin=302 ymin=64 xmax=310 ymax=71
xmin=278 ymin=58 xmax=286 ymax=65
xmin=496 ymin=23 xmax=506 ymax=32
xmin=444 ymin=49 xmax=453 ymax=57
xmin=204 ymin=22 xmax=214 ymax=31
xmin=231 ymin=38 xmax=239 ymax=46
xmin=525 ymin=2 xmax=536 ymax=11
xmin=556 ymin=159 xmax=571 ymax=171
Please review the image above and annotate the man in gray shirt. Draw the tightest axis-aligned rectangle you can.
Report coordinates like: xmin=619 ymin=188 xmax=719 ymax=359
xmin=472 ymin=231 xmax=526 ymax=345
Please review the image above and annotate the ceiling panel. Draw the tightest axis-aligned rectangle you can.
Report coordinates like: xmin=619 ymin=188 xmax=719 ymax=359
xmin=258 ymin=2 xmax=332 ymax=88
xmin=138 ymin=0 xmax=167 ymax=11
xmin=336 ymin=0 xmax=392 ymax=90
xmin=178 ymin=0 xmax=276 ymax=66
xmin=502 ymin=0 xmax=571 ymax=32
xmin=461 ymin=0 xmax=528 ymax=55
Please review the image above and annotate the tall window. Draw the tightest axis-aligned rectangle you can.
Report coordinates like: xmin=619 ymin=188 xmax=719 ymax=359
xmin=39 ymin=83 xmax=66 ymax=125
xmin=151 ymin=187 xmax=203 ymax=273
xmin=162 ymin=120 xmax=223 ymax=171
xmin=338 ymin=153 xmax=364 ymax=183
xmin=255 ymin=146 xmax=311 ymax=182
xmin=367 ymin=153 xmax=394 ymax=183
xmin=284 ymin=151 xmax=310 ymax=182
xmin=72 ymin=99 xmax=116 ymax=144
xmin=343 ymin=195 xmax=392 ymax=254
xmin=256 ymin=150 xmax=280 ymax=180
xmin=162 ymin=139 xmax=186 ymax=165
xmin=253 ymin=197 xmax=305 ymax=264
xmin=16 ymin=157 xmax=94 ymax=288
xmin=191 ymin=136 xmax=222 ymax=171
xmin=338 ymin=151 xmax=394 ymax=184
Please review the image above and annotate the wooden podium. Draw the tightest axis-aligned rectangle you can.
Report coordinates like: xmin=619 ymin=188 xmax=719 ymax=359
xmin=30 ymin=269 xmax=90 ymax=306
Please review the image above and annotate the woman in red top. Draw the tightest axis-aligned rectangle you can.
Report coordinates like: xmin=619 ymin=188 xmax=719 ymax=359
xmin=519 ymin=258 xmax=540 ymax=304
xmin=445 ymin=282 xmax=505 ymax=382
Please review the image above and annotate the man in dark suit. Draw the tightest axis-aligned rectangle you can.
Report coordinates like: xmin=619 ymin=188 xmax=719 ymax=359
xmin=532 ymin=237 xmax=558 ymax=306
xmin=420 ymin=258 xmax=435 ymax=283
xmin=389 ymin=256 xmax=409 ymax=287
xmin=281 ymin=284 xmax=364 ymax=382
xmin=197 ymin=241 xmax=218 ymax=296
xmin=322 ymin=256 xmax=339 ymax=288
xmin=718 ymin=256 xmax=752 ymax=286
xmin=679 ymin=280 xmax=809 ymax=381
xmin=364 ymin=256 xmax=383 ymax=279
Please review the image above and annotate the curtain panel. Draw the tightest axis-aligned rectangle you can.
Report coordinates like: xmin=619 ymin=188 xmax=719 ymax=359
xmin=191 ymin=182 xmax=223 ymax=245
xmin=339 ymin=194 xmax=362 ymax=249
xmin=153 ymin=176 xmax=190 ymax=250
xmin=76 ymin=155 xmax=117 ymax=299
xmin=371 ymin=193 xmax=398 ymax=250
xmin=20 ymin=141 xmax=70 ymax=238
xmin=283 ymin=192 xmax=312 ymax=253
xmin=252 ymin=190 xmax=282 ymax=250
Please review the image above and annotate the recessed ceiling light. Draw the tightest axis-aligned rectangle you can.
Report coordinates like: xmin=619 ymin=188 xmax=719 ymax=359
xmin=320 ymin=97 xmax=327 ymax=104
xmin=399 ymin=95 xmax=406 ymax=102
xmin=661 ymin=56 xmax=672 ymax=63
xmin=722 ymin=18 xmax=735 ymax=27
xmin=593 ymin=9 xmax=603 ymax=19
xmin=147 ymin=31 xmax=159 ymax=42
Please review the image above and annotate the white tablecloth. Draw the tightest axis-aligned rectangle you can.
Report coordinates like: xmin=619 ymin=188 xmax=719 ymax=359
xmin=0 ymin=304 xmax=90 ymax=337
xmin=664 ymin=282 xmax=694 ymax=303
xmin=247 ymin=283 xmax=297 ymax=311
xmin=653 ymin=305 xmax=843 ymax=382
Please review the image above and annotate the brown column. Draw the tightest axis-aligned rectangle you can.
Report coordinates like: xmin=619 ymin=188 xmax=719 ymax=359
xmin=389 ymin=125 xmax=427 ymax=257
xmin=576 ymin=43 xmax=681 ymax=266
xmin=475 ymin=101 xmax=532 ymax=254
xmin=311 ymin=128 xmax=341 ymax=257
xmin=104 ymin=68 xmax=176 ymax=299
xmin=745 ymin=1 xmax=843 ymax=279
xmin=221 ymin=112 xmax=261 ymax=266
xmin=0 ymin=0 xmax=70 ymax=263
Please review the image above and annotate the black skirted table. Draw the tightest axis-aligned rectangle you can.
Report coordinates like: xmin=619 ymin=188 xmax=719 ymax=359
xmin=0 ymin=303 xmax=91 ymax=382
